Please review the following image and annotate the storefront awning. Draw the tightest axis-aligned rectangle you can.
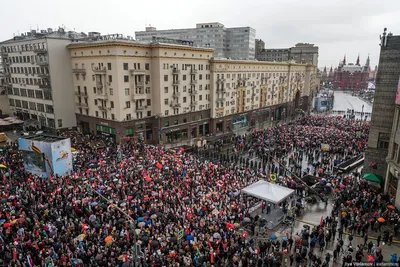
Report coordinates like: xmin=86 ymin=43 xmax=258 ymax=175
xmin=241 ymin=180 xmax=295 ymax=204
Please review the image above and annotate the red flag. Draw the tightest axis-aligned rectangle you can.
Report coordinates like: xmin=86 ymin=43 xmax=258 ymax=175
xmin=12 ymin=248 xmax=17 ymax=260
xmin=320 ymin=216 xmax=323 ymax=226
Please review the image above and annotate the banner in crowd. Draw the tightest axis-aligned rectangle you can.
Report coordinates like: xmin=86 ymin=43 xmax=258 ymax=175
xmin=321 ymin=144 xmax=330 ymax=151
xmin=18 ymin=136 xmax=73 ymax=178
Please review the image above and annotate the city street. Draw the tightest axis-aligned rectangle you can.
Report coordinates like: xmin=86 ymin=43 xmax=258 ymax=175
xmin=332 ymin=91 xmax=373 ymax=119
xmin=271 ymin=199 xmax=400 ymax=266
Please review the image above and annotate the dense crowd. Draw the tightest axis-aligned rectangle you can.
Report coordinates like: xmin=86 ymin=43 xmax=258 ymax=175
xmin=0 ymin=115 xmax=398 ymax=267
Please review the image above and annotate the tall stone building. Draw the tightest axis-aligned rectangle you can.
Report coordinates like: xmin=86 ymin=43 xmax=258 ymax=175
xmin=135 ymin=23 xmax=256 ymax=60
xmin=68 ymin=37 xmax=316 ymax=144
xmin=331 ymin=55 xmax=370 ymax=90
xmin=364 ymin=29 xmax=400 ymax=185
xmin=0 ymin=28 xmax=88 ymax=131
xmin=255 ymin=40 xmax=319 ymax=66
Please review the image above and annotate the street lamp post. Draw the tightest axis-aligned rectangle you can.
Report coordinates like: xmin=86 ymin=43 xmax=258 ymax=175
xmin=361 ymin=104 xmax=364 ymax=122
xmin=156 ymin=113 xmax=163 ymax=145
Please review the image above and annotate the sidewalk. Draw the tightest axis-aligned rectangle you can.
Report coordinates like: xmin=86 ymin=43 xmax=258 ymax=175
xmin=295 ymin=218 xmax=400 ymax=244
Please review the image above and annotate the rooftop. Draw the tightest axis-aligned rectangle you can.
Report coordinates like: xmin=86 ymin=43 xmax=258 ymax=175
xmin=1 ymin=27 xmax=89 ymax=44
xmin=67 ymin=36 xmax=214 ymax=52
xmin=20 ymin=134 xmax=68 ymax=143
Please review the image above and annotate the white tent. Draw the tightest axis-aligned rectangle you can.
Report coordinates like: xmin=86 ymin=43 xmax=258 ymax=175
xmin=241 ymin=180 xmax=295 ymax=204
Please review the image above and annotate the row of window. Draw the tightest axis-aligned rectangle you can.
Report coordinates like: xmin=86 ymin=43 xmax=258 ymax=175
xmin=163 ymin=114 xmax=206 ymax=127
xmin=1 ymin=42 xmax=46 ymax=53
xmin=9 ymin=98 xmax=53 ymax=113
xmin=7 ymin=88 xmax=52 ymax=100
xmin=163 ymin=64 xmax=210 ymax=71
xmin=217 ymin=72 xmax=291 ymax=79
xmin=4 ymin=77 xmax=49 ymax=87
xmin=4 ymin=55 xmax=48 ymax=65
xmin=4 ymin=65 xmax=49 ymax=75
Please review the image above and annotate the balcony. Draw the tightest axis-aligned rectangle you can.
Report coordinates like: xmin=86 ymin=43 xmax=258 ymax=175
xmin=1 ymin=52 xmax=8 ymax=57
xmin=75 ymin=91 xmax=88 ymax=97
xmin=172 ymin=68 xmax=181 ymax=74
xmin=217 ymin=78 xmax=226 ymax=83
xmin=190 ymin=80 xmax=198 ymax=85
xmin=135 ymin=81 xmax=144 ymax=87
xmin=189 ymin=90 xmax=198 ymax=95
xmin=96 ymin=82 xmax=104 ymax=90
xmin=98 ymin=105 xmax=107 ymax=110
xmin=4 ymin=61 xmax=10 ymax=66
xmin=130 ymin=69 xmax=146 ymax=75
xmin=136 ymin=105 xmax=147 ymax=110
xmin=173 ymin=92 xmax=180 ymax=98
xmin=4 ymin=72 xmax=11 ymax=77
xmin=217 ymin=97 xmax=226 ymax=102
xmin=170 ymin=102 xmax=181 ymax=108
xmin=96 ymin=91 xmax=108 ymax=99
xmin=37 ymin=61 xmax=49 ymax=66
xmin=72 ymin=68 xmax=86 ymax=74
xmin=92 ymin=66 xmax=107 ymax=74
xmin=131 ymin=93 xmax=146 ymax=100
xmin=190 ymin=69 xmax=198 ymax=74
xmin=172 ymin=80 xmax=180 ymax=86
xmin=33 ymin=48 xmax=47 ymax=54
xmin=77 ymin=102 xmax=88 ymax=108
xmin=38 ymin=73 xmax=50 ymax=79
xmin=39 ymin=84 xmax=51 ymax=90
xmin=216 ymin=88 xmax=226 ymax=93
xmin=190 ymin=101 xmax=198 ymax=107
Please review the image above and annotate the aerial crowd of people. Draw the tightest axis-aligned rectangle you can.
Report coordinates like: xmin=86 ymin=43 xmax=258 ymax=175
xmin=0 ymin=114 xmax=399 ymax=266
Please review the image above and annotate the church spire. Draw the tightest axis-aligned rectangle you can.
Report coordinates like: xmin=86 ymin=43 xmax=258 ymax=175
xmin=343 ymin=54 xmax=346 ymax=65
xmin=356 ymin=54 xmax=360 ymax=66
xmin=365 ymin=53 xmax=370 ymax=67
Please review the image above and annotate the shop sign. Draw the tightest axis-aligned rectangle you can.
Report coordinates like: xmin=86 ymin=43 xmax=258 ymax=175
xmin=169 ymin=128 xmax=180 ymax=132
xmin=125 ymin=128 xmax=134 ymax=135
xmin=96 ymin=124 xmax=116 ymax=135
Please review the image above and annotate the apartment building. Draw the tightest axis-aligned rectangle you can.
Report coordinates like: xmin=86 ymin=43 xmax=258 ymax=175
xmin=210 ymin=59 xmax=317 ymax=133
xmin=0 ymin=58 xmax=9 ymax=115
xmin=68 ymin=38 xmax=214 ymax=144
xmin=0 ymin=28 xmax=87 ymax=131
xmin=135 ymin=22 xmax=256 ymax=60
xmin=67 ymin=37 xmax=316 ymax=144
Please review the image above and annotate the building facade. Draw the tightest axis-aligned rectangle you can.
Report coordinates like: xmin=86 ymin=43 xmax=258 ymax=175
xmin=68 ymin=39 xmax=215 ymax=144
xmin=68 ymin=38 xmax=317 ymax=145
xmin=135 ymin=22 xmax=256 ymax=60
xmin=210 ymin=60 xmax=317 ymax=133
xmin=386 ymin=98 xmax=400 ymax=207
xmin=364 ymin=30 xmax=400 ymax=206
xmin=331 ymin=55 xmax=370 ymax=90
xmin=255 ymin=40 xmax=318 ymax=66
xmin=0 ymin=28 xmax=87 ymax=131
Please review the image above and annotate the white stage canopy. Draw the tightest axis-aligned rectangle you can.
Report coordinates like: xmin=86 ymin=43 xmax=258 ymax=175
xmin=241 ymin=180 xmax=295 ymax=204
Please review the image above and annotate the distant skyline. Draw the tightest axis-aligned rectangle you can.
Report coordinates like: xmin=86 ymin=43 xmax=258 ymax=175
xmin=1 ymin=0 xmax=399 ymax=68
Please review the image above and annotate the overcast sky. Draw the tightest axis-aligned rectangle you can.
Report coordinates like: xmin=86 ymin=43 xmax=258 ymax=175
xmin=1 ymin=0 xmax=399 ymax=69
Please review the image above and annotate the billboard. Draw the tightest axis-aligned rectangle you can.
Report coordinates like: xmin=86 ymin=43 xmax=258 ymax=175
xmin=18 ymin=136 xmax=72 ymax=178
xmin=396 ymin=77 xmax=400 ymax=105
